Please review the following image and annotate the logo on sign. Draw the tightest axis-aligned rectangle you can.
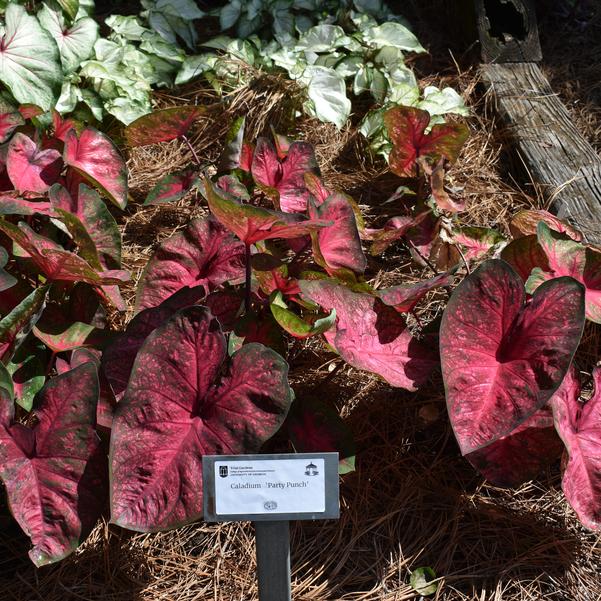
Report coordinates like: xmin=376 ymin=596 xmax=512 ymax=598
xmin=219 ymin=466 xmax=228 ymax=478
xmin=264 ymin=501 xmax=277 ymax=511
xmin=305 ymin=462 xmax=318 ymax=476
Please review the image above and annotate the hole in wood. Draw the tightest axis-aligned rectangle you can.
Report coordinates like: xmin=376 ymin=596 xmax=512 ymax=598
xmin=484 ymin=0 xmax=527 ymax=43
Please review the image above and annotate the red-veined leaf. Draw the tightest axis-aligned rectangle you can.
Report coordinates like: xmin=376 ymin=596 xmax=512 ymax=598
xmin=500 ymin=234 xmax=548 ymax=282
xmin=377 ymin=273 xmax=453 ymax=313
xmin=124 ymin=106 xmax=205 ymax=147
xmin=135 ymin=216 xmax=245 ymax=313
xmin=440 ymin=259 xmax=584 ymax=458
xmin=33 ymin=320 xmax=112 ymax=352
xmin=304 ymin=172 xmax=331 ymax=204
xmin=63 ymin=127 xmax=128 ymax=209
xmin=510 ymin=209 xmax=582 ymax=241
xmin=52 ymin=110 xmax=78 ymax=142
xmin=109 ymin=306 xmax=293 ymax=532
xmin=144 ymin=167 xmax=199 ymax=205
xmin=0 ymin=363 xmax=105 ymax=566
xmin=300 ymin=280 xmax=437 ymax=390
xmin=452 ymin=226 xmax=505 ymax=262
xmin=0 ymin=193 xmax=55 ymax=216
xmin=6 ymin=133 xmax=62 ymax=193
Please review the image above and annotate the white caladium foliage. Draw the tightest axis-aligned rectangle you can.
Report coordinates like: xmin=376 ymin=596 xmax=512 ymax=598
xmin=302 ymin=66 xmax=351 ymax=129
xmin=0 ymin=4 xmax=62 ymax=111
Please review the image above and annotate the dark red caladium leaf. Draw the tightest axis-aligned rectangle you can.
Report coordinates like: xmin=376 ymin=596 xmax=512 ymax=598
xmin=300 ymin=280 xmax=437 ymax=390
xmin=251 ymin=137 xmax=319 ymax=213
xmin=50 ymin=183 xmax=121 ymax=270
xmin=551 ymin=366 xmax=601 ymax=530
xmin=63 ymin=127 xmax=128 ymax=209
xmin=135 ymin=216 xmax=245 ymax=313
xmin=231 ymin=309 xmax=287 ymax=358
xmin=6 ymin=133 xmax=62 ymax=194
xmin=0 ymin=98 xmax=24 ymax=143
xmin=526 ymin=222 xmax=601 ymax=323
xmin=500 ymin=234 xmax=548 ymax=282
xmin=0 ymin=285 xmax=49 ymax=362
xmin=286 ymin=397 xmax=356 ymax=474
xmin=144 ymin=167 xmax=199 ymax=205
xmin=0 ymin=364 xmax=106 ymax=566
xmin=451 ymin=226 xmax=505 ymax=263
xmin=0 ymin=221 xmax=129 ymax=285
xmin=109 ymin=306 xmax=293 ymax=531
xmin=376 ymin=273 xmax=453 ymax=313
xmin=255 ymin=263 xmax=301 ymax=298
xmin=510 ymin=209 xmax=582 ymax=242
xmin=308 ymin=194 xmax=366 ymax=276
xmin=466 ymin=405 xmax=563 ymax=486
xmin=205 ymin=178 xmax=329 ymax=245
xmin=124 ymin=106 xmax=205 ymax=147
xmin=367 ymin=211 xmax=430 ymax=256
xmin=440 ymin=259 xmax=585 ymax=457
xmin=384 ymin=106 xmax=469 ymax=177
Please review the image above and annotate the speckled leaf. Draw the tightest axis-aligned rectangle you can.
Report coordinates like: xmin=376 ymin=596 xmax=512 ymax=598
xmin=63 ymin=128 xmax=128 ymax=209
xmin=385 ymin=106 xmax=469 ymax=177
xmin=300 ymin=280 xmax=437 ymax=390
xmin=286 ymin=397 xmax=355 ymax=474
xmin=0 ymin=221 xmax=129 ymax=285
xmin=510 ymin=210 xmax=582 ymax=241
xmin=6 ymin=133 xmax=62 ymax=194
xmin=0 ymin=194 xmax=55 ymax=216
xmin=440 ymin=259 xmax=585 ymax=457
xmin=0 ymin=97 xmax=24 ymax=143
xmin=377 ymin=273 xmax=453 ymax=313
xmin=205 ymin=178 xmax=329 ymax=245
xmin=109 ymin=306 xmax=293 ymax=532
xmin=452 ymin=226 xmax=505 ymax=262
xmin=526 ymin=222 xmax=601 ymax=323
xmin=308 ymin=193 xmax=366 ymax=276
xmin=124 ymin=106 xmax=205 ymax=147
xmin=251 ymin=137 xmax=319 ymax=213
xmin=0 ymin=363 xmax=105 ymax=566
xmin=135 ymin=216 xmax=245 ymax=313
xmin=500 ymin=234 xmax=548 ymax=282
xmin=551 ymin=366 xmax=601 ymax=530
xmin=144 ymin=167 xmax=199 ymax=205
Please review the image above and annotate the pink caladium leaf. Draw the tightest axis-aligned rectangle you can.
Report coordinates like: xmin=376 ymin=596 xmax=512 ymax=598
xmin=52 ymin=110 xmax=77 ymax=142
xmin=33 ymin=320 xmax=112 ymax=353
xmin=0 ymin=97 xmax=24 ymax=143
xmin=0 ymin=193 xmax=56 ymax=216
xmin=0 ymin=221 xmax=129 ymax=285
xmin=135 ymin=216 xmax=245 ymax=313
xmin=109 ymin=306 xmax=293 ymax=532
xmin=500 ymin=234 xmax=548 ymax=282
xmin=440 ymin=259 xmax=585 ymax=458
xmin=376 ymin=273 xmax=454 ymax=313
xmin=124 ymin=106 xmax=205 ymax=147
xmin=286 ymin=396 xmax=356 ymax=474
xmin=63 ymin=127 xmax=128 ymax=209
xmin=510 ymin=209 xmax=582 ymax=242
xmin=384 ymin=106 xmax=469 ymax=177
xmin=205 ymin=178 xmax=329 ymax=245
xmin=6 ymin=133 xmax=62 ymax=194
xmin=272 ymin=130 xmax=292 ymax=159
xmin=452 ymin=226 xmax=505 ymax=262
xmin=251 ymin=137 xmax=319 ymax=213
xmin=551 ymin=366 xmax=601 ymax=530
xmin=526 ymin=222 xmax=601 ymax=323
xmin=144 ymin=167 xmax=199 ymax=205
xmin=304 ymin=172 xmax=331 ymax=205
xmin=300 ymin=280 xmax=437 ymax=390
xmin=308 ymin=193 xmax=366 ymax=276
xmin=0 ymin=363 xmax=106 ymax=566
xmin=255 ymin=263 xmax=301 ymax=298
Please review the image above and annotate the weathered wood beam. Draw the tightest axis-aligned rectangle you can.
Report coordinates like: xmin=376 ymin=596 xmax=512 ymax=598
xmin=480 ymin=62 xmax=601 ymax=244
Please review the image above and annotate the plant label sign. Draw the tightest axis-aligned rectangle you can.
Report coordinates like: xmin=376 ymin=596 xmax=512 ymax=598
xmin=203 ymin=452 xmax=339 ymax=522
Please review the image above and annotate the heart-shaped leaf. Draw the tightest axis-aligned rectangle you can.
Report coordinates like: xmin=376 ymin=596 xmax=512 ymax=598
xmin=308 ymin=193 xmax=366 ymax=276
xmin=0 ymin=363 xmax=105 ymax=566
xmin=500 ymin=234 xmax=548 ymax=282
xmin=6 ymin=133 xmax=62 ymax=194
xmin=124 ymin=106 xmax=205 ymax=147
xmin=63 ymin=127 xmax=128 ymax=209
xmin=144 ymin=167 xmax=199 ymax=205
xmin=135 ymin=216 xmax=245 ymax=313
xmin=510 ymin=210 xmax=582 ymax=241
xmin=109 ymin=306 xmax=293 ymax=532
xmin=376 ymin=273 xmax=453 ymax=313
xmin=286 ymin=396 xmax=355 ymax=474
xmin=205 ymin=178 xmax=329 ymax=245
xmin=551 ymin=366 xmax=601 ymax=530
xmin=300 ymin=280 xmax=437 ymax=390
xmin=526 ymin=222 xmax=601 ymax=323
xmin=251 ymin=137 xmax=319 ymax=213
xmin=0 ymin=5 xmax=62 ymax=111
xmin=384 ymin=106 xmax=468 ymax=177
xmin=0 ymin=97 xmax=24 ymax=143
xmin=440 ymin=259 xmax=585 ymax=457
xmin=0 ymin=220 xmax=129 ymax=285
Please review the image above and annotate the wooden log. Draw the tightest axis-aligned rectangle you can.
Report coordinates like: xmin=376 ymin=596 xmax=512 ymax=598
xmin=480 ymin=62 xmax=601 ymax=244
xmin=474 ymin=0 xmax=542 ymax=62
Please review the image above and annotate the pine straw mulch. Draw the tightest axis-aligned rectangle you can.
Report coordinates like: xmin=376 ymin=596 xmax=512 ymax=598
xmin=1 ymin=3 xmax=601 ymax=599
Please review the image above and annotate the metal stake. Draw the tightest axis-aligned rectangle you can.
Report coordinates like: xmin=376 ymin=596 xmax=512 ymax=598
xmin=254 ymin=521 xmax=291 ymax=601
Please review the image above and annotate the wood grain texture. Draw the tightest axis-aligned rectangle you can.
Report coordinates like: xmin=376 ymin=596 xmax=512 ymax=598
xmin=481 ymin=62 xmax=601 ymax=244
